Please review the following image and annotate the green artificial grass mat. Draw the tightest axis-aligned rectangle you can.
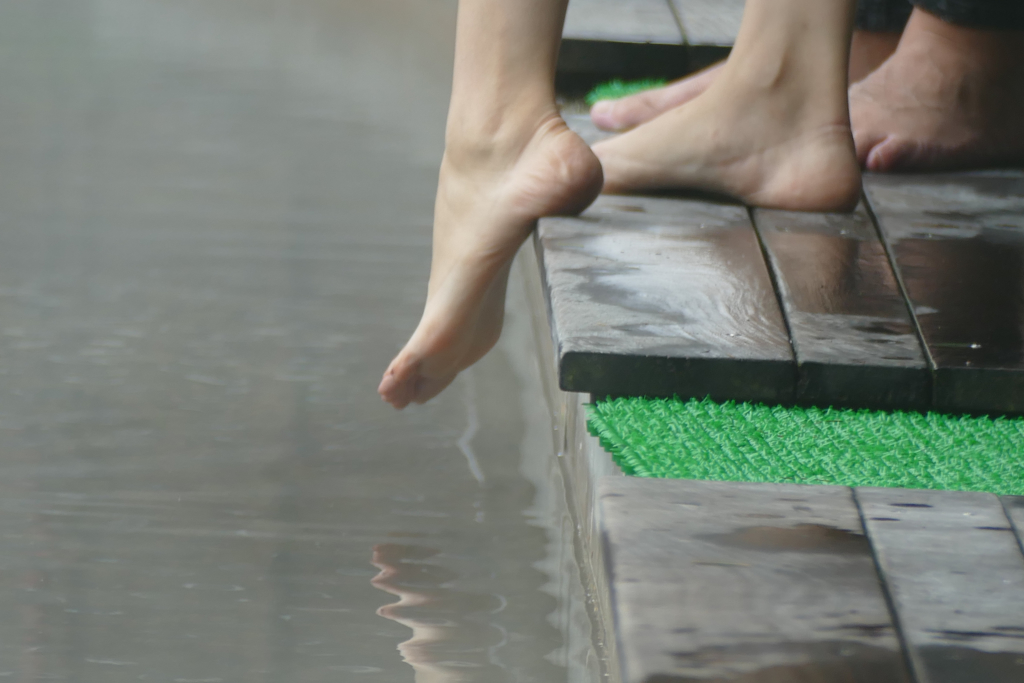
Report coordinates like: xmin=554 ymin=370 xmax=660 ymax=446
xmin=585 ymin=78 xmax=667 ymax=106
xmin=587 ymin=397 xmax=1024 ymax=495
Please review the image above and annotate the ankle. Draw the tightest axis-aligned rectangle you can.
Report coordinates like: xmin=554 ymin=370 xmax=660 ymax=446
xmin=716 ymin=54 xmax=850 ymax=129
xmin=443 ymin=105 xmax=561 ymax=169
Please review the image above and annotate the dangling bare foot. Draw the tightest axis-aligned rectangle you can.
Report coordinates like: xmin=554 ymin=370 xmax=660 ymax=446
xmin=592 ymin=0 xmax=862 ymax=212
xmin=589 ymin=30 xmax=899 ymax=133
xmin=379 ymin=112 xmax=602 ymax=408
xmin=851 ymin=8 xmax=1024 ymax=172
xmin=379 ymin=0 xmax=604 ymax=409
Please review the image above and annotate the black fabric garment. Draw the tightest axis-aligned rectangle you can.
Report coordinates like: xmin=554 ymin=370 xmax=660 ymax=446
xmin=857 ymin=0 xmax=1024 ymax=31
xmin=856 ymin=0 xmax=912 ymax=31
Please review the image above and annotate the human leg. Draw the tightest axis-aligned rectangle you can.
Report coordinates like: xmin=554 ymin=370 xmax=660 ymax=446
xmin=851 ymin=3 xmax=1024 ymax=172
xmin=848 ymin=31 xmax=903 ymax=83
xmin=592 ymin=0 xmax=862 ymax=212
xmin=848 ymin=0 xmax=911 ymax=82
xmin=589 ymin=0 xmax=906 ymax=133
xmin=378 ymin=0 xmax=603 ymax=409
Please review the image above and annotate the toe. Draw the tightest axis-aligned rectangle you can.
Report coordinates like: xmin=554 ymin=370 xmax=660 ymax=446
xmin=590 ymin=92 xmax=661 ymax=132
xmin=589 ymin=100 xmax=620 ymax=131
xmin=378 ymin=374 xmax=413 ymax=410
xmin=378 ymin=353 xmax=422 ymax=409
xmin=864 ymin=135 xmax=916 ymax=172
xmin=591 ymin=64 xmax=724 ymax=133
xmin=852 ymin=127 xmax=889 ymax=168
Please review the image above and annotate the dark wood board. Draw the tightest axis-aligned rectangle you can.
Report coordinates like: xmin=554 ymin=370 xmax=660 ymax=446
xmin=864 ymin=172 xmax=1024 ymax=415
xmin=599 ymin=478 xmax=911 ymax=683
xmin=557 ymin=0 xmax=730 ymax=95
xmin=536 ymin=194 xmax=796 ymax=401
xmin=857 ymin=487 xmax=1024 ymax=683
xmin=670 ymin=0 xmax=744 ymax=46
xmin=556 ymin=41 xmax=695 ymax=96
xmin=558 ymin=0 xmax=690 ymax=92
xmin=754 ymin=205 xmax=930 ymax=410
xmin=563 ymin=0 xmax=683 ymax=44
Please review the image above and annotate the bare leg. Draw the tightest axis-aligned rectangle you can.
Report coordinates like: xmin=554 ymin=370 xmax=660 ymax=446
xmin=590 ymin=30 xmax=899 ymax=133
xmin=379 ymin=0 xmax=602 ymax=409
xmin=593 ymin=0 xmax=861 ymax=212
xmin=851 ymin=8 xmax=1024 ymax=172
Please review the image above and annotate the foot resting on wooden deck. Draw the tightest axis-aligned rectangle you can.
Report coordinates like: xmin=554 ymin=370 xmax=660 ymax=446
xmin=592 ymin=0 xmax=863 ymax=212
xmin=379 ymin=0 xmax=607 ymax=408
xmin=851 ymin=8 xmax=1024 ymax=172
xmin=589 ymin=31 xmax=898 ymax=133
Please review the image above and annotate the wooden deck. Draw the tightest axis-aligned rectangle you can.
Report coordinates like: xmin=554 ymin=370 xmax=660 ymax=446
xmin=540 ymin=101 xmax=1024 ymax=415
xmin=558 ymin=0 xmax=740 ymax=91
xmin=522 ymin=231 xmax=1024 ymax=683
xmin=536 ymin=4 xmax=1024 ymax=682
xmin=600 ymin=478 xmax=1024 ymax=683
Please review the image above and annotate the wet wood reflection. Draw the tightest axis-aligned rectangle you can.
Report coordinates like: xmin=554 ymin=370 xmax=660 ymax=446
xmin=866 ymin=172 xmax=1024 ymax=413
xmin=754 ymin=205 xmax=929 ymax=409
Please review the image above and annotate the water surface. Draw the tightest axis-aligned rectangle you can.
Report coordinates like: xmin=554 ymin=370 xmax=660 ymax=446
xmin=0 ymin=1 xmax=589 ymax=680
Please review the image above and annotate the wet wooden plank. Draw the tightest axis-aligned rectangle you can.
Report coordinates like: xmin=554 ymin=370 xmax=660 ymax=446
xmin=556 ymin=40 xmax=692 ymax=92
xmin=753 ymin=205 xmax=930 ymax=410
xmin=563 ymin=0 xmax=682 ymax=44
xmin=559 ymin=0 xmax=689 ymax=90
xmin=865 ymin=172 xmax=1024 ymax=414
xmin=599 ymin=478 xmax=911 ymax=683
xmin=670 ymin=0 xmax=744 ymax=46
xmin=857 ymin=487 xmax=1024 ymax=683
xmin=536 ymin=194 xmax=795 ymax=401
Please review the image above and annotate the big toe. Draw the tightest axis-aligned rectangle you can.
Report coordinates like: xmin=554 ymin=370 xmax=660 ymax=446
xmin=852 ymin=120 xmax=890 ymax=167
xmin=589 ymin=100 xmax=621 ymax=131
xmin=861 ymin=134 xmax=920 ymax=172
xmin=590 ymin=98 xmax=648 ymax=132
xmin=379 ymin=349 xmax=461 ymax=409
xmin=379 ymin=353 xmax=421 ymax=409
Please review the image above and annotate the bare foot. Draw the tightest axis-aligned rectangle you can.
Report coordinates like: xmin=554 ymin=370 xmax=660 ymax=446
xmin=589 ymin=62 xmax=722 ymax=133
xmin=592 ymin=65 xmax=862 ymax=211
xmin=590 ymin=31 xmax=900 ymax=133
xmin=851 ymin=9 xmax=1024 ymax=172
xmin=379 ymin=113 xmax=602 ymax=408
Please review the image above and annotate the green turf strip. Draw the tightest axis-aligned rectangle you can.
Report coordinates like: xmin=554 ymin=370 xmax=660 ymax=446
xmin=585 ymin=78 xmax=667 ymax=106
xmin=587 ymin=397 xmax=1024 ymax=495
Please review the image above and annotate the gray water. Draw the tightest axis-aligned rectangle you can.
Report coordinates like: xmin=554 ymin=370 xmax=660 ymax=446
xmin=0 ymin=1 xmax=594 ymax=681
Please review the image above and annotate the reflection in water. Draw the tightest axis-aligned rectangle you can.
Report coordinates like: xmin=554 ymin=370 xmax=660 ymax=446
xmin=371 ymin=544 xmax=508 ymax=682
xmin=0 ymin=0 xmax=595 ymax=680
xmin=763 ymin=226 xmax=926 ymax=363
